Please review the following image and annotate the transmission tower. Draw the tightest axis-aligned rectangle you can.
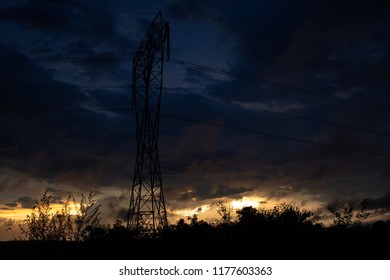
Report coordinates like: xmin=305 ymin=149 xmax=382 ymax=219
xmin=127 ymin=12 xmax=169 ymax=231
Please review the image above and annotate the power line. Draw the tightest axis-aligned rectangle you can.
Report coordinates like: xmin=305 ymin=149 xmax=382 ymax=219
xmin=5 ymin=82 xmax=388 ymax=139
xmin=0 ymin=57 xmax=133 ymax=63
xmin=1 ymin=56 xmax=389 ymax=138
xmin=1 ymin=107 xmax=389 ymax=158
xmin=1 ymin=80 xmax=388 ymax=138
xmin=169 ymin=89 xmax=390 ymax=139
xmin=2 ymin=84 xmax=389 ymax=138
xmin=0 ymin=85 xmax=131 ymax=90
xmin=167 ymin=58 xmax=390 ymax=113
xmin=0 ymin=85 xmax=390 ymax=137
xmin=204 ymin=94 xmax=390 ymax=139
xmin=0 ymin=107 xmax=131 ymax=115
xmin=3 ymin=55 xmax=389 ymax=113
xmin=161 ymin=113 xmax=390 ymax=159
xmin=105 ymin=10 xmax=182 ymax=20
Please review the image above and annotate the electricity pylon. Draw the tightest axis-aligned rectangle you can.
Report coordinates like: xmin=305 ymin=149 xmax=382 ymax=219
xmin=127 ymin=12 xmax=169 ymax=231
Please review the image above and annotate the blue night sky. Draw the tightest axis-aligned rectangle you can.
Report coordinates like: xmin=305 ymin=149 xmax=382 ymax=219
xmin=0 ymin=0 xmax=390 ymax=240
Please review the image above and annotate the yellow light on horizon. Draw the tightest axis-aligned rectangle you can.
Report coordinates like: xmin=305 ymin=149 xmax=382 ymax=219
xmin=0 ymin=208 xmax=32 ymax=220
xmin=230 ymin=197 xmax=261 ymax=209
xmin=0 ymin=203 xmax=82 ymax=220
xmin=171 ymin=204 xmax=211 ymax=217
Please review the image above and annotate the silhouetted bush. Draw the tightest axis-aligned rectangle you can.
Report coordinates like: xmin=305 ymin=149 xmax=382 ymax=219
xmin=327 ymin=198 xmax=369 ymax=228
xmin=19 ymin=190 xmax=102 ymax=241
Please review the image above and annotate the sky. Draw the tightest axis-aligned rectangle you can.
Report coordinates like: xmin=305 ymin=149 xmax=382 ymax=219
xmin=0 ymin=0 xmax=390 ymax=240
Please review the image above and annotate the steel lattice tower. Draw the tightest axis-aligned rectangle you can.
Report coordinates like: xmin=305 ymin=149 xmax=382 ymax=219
xmin=127 ymin=12 xmax=169 ymax=231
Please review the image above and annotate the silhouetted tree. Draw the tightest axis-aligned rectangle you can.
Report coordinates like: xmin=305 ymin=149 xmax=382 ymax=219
xmin=73 ymin=192 xmax=102 ymax=241
xmin=270 ymin=203 xmax=314 ymax=226
xmin=19 ymin=190 xmax=57 ymax=241
xmin=214 ymin=199 xmax=233 ymax=224
xmin=20 ymin=190 xmax=102 ymax=241
xmin=235 ymin=203 xmax=316 ymax=236
xmin=236 ymin=206 xmax=259 ymax=225
xmin=327 ymin=198 xmax=369 ymax=228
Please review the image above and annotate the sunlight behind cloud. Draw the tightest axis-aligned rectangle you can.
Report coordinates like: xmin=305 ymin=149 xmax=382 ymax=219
xmin=171 ymin=204 xmax=211 ymax=217
xmin=230 ymin=196 xmax=265 ymax=209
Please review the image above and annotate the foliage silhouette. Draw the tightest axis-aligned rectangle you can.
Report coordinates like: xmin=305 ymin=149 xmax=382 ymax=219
xmin=214 ymin=199 xmax=233 ymax=224
xmin=327 ymin=198 xmax=369 ymax=228
xmin=19 ymin=190 xmax=58 ymax=241
xmin=19 ymin=190 xmax=102 ymax=241
xmin=73 ymin=192 xmax=102 ymax=241
xmin=8 ymin=195 xmax=390 ymax=260
xmin=235 ymin=203 xmax=314 ymax=230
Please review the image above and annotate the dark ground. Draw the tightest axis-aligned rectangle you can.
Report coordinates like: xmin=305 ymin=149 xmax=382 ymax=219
xmin=0 ymin=230 xmax=388 ymax=260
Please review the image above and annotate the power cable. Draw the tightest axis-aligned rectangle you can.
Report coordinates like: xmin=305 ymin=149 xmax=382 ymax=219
xmin=168 ymin=58 xmax=390 ymax=113
xmin=0 ymin=107 xmax=131 ymax=115
xmin=206 ymin=94 xmax=390 ymax=138
xmin=169 ymin=90 xmax=390 ymax=138
xmin=0 ymin=57 xmax=133 ymax=63
xmin=161 ymin=113 xmax=390 ymax=159
xmin=0 ymin=85 xmax=131 ymax=90
xmin=3 ymin=55 xmax=389 ymax=114
xmin=2 ymin=84 xmax=389 ymax=138
xmin=1 ymin=107 xmax=388 ymax=159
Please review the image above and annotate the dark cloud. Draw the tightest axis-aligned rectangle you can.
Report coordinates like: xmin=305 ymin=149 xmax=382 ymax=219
xmin=45 ymin=187 xmax=74 ymax=198
xmin=176 ymin=189 xmax=196 ymax=201
xmin=46 ymin=187 xmax=58 ymax=193
xmin=0 ymin=1 xmax=227 ymax=239
xmin=0 ymin=41 xmax=136 ymax=190
xmin=116 ymin=207 xmax=128 ymax=222
xmin=0 ymin=0 xmax=135 ymax=83
xmin=4 ymin=203 xmax=17 ymax=208
xmin=367 ymin=194 xmax=390 ymax=210
xmin=0 ymin=0 xmax=132 ymax=45
xmin=17 ymin=196 xmax=35 ymax=208
xmin=0 ymin=5 xmax=73 ymax=32
xmin=182 ymin=68 xmax=214 ymax=85
xmin=165 ymin=0 xmax=390 ymax=195
xmin=167 ymin=0 xmax=390 ymax=122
